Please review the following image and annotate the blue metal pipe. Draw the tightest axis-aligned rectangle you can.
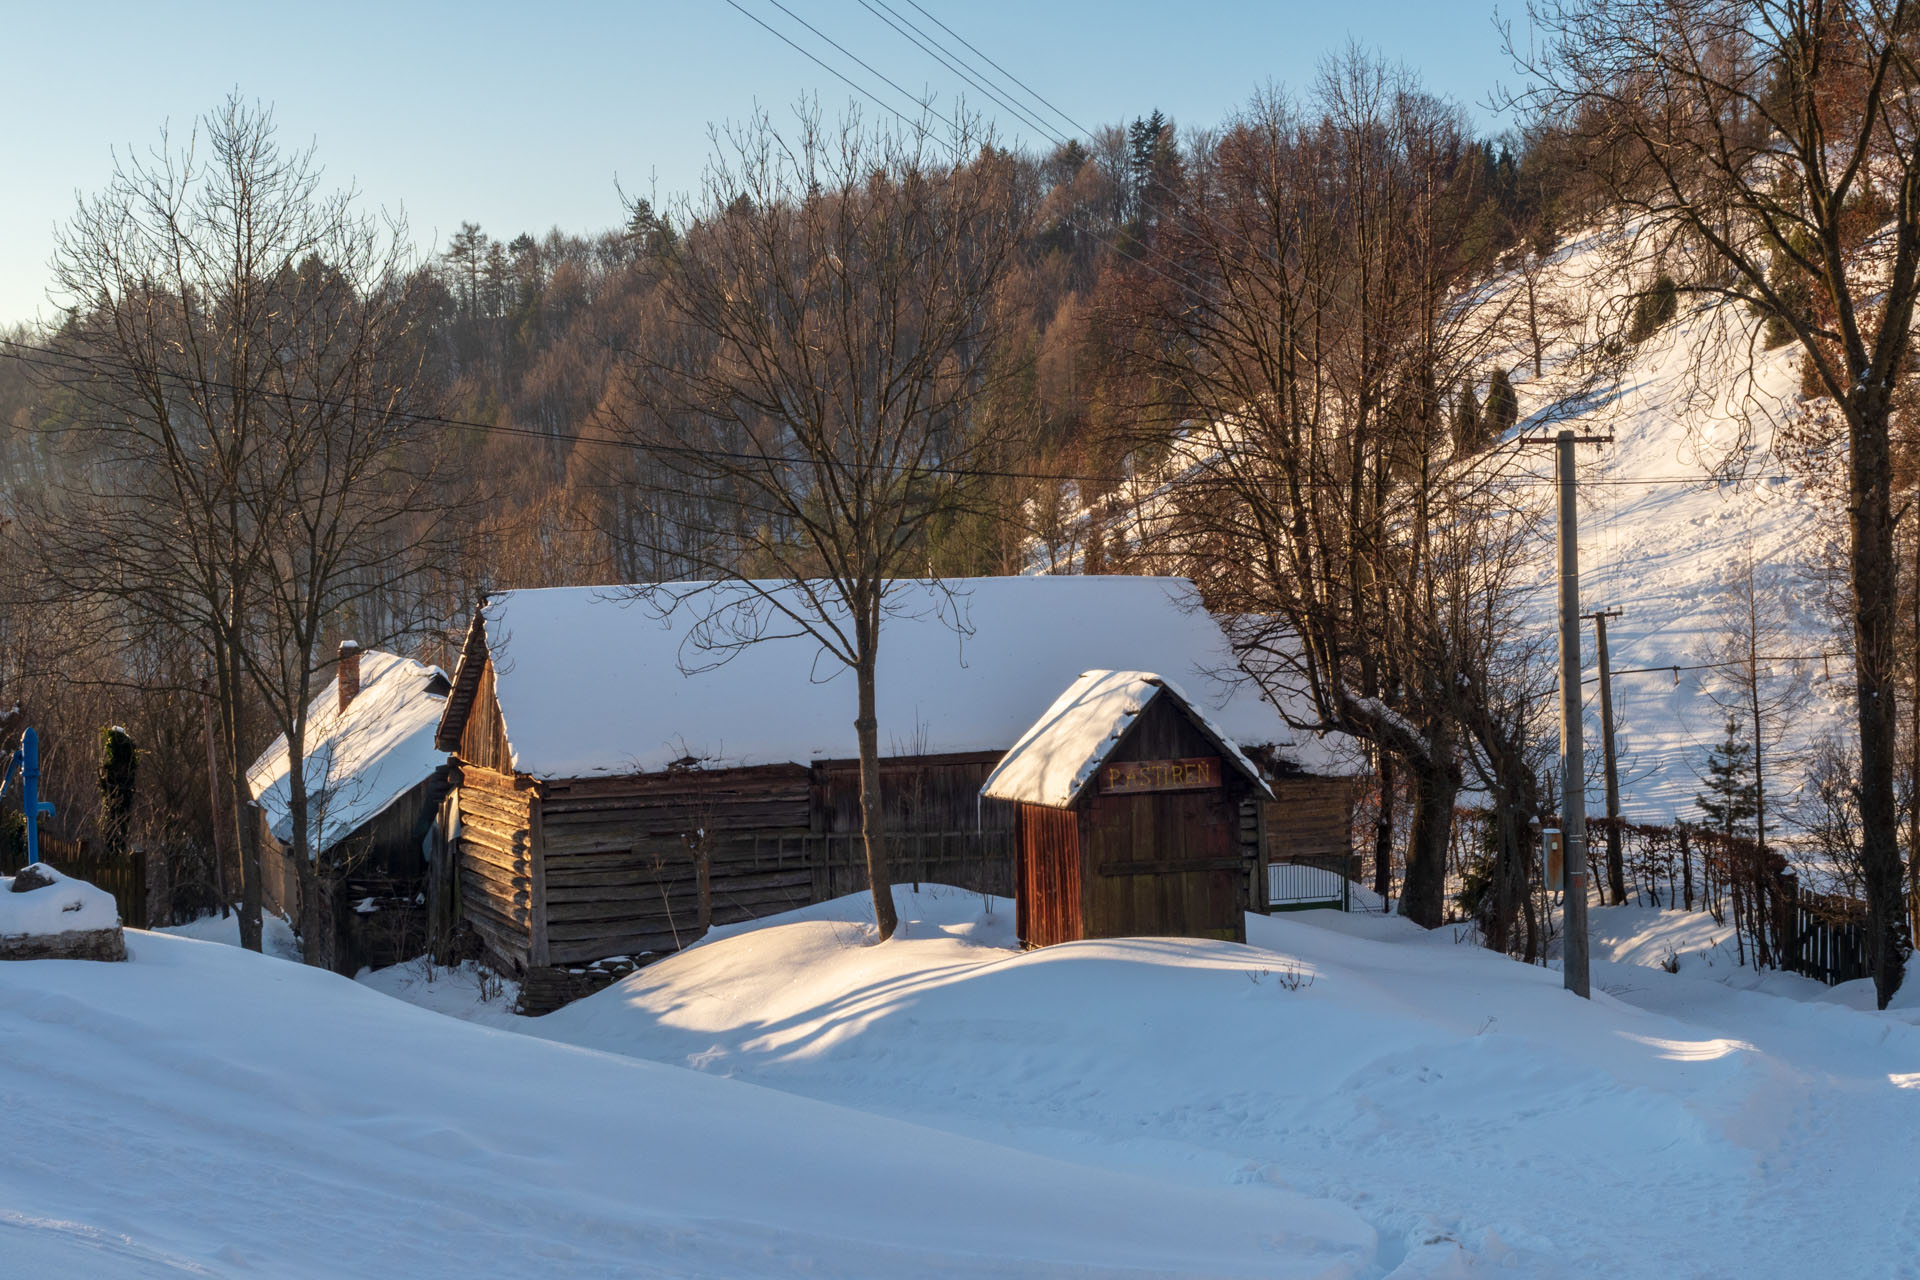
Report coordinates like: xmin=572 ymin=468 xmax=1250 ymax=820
xmin=22 ymin=728 xmax=52 ymax=865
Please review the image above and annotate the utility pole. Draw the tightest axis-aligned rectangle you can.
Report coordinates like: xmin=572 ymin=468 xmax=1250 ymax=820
xmin=1524 ymin=427 xmax=1610 ymax=999
xmin=1584 ymin=608 xmax=1626 ymax=906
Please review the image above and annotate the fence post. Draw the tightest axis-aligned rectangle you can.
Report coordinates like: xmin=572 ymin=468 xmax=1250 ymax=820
xmin=1778 ymin=869 xmax=1800 ymax=976
xmin=130 ymin=850 xmax=149 ymax=930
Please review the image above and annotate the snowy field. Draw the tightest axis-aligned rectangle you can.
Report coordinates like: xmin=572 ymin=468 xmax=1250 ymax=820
xmin=3 ymin=888 xmax=1917 ymax=1277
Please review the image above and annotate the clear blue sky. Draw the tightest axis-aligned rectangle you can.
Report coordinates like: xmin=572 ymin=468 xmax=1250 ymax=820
xmin=2 ymin=0 xmax=1519 ymax=327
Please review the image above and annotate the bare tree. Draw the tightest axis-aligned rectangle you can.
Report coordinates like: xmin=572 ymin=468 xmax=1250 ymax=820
xmin=238 ymin=230 xmax=455 ymax=968
xmin=1701 ymin=537 xmax=1813 ymax=871
xmin=597 ymin=104 xmax=1023 ymax=941
xmin=34 ymin=96 xmax=448 ymax=955
xmin=1117 ymin=61 xmax=1565 ymax=926
xmin=1510 ymin=0 xmax=1917 ymax=1005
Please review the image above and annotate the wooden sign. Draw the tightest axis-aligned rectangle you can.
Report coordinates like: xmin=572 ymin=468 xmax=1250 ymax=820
xmin=1102 ymin=756 xmax=1221 ymax=794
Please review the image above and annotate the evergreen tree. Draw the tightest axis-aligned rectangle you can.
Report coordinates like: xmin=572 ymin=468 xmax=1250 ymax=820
xmin=442 ymin=222 xmax=487 ymax=318
xmin=98 ymin=726 xmax=137 ymax=858
xmin=1484 ymin=368 xmax=1519 ymax=438
xmin=1450 ymin=381 xmax=1482 ymax=451
xmin=1697 ymin=717 xmax=1759 ymax=837
xmin=1628 ymin=271 xmax=1679 ymax=342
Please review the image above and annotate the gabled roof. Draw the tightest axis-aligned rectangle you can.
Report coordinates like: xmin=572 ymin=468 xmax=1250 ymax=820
xmin=435 ymin=576 xmax=1333 ymax=779
xmin=247 ymin=651 xmax=451 ymax=854
xmin=979 ymin=669 xmax=1273 ymax=809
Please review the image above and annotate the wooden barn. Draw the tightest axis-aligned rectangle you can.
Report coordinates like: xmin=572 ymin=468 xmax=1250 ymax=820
xmin=981 ymin=669 xmax=1274 ymax=947
xmin=429 ymin=576 xmax=1354 ymax=1010
xmin=247 ymin=643 xmax=454 ymax=973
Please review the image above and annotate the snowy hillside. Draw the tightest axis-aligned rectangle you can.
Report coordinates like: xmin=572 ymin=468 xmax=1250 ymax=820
xmin=1037 ymin=228 xmax=1851 ymax=825
xmin=1491 ymin=232 xmax=1850 ymax=823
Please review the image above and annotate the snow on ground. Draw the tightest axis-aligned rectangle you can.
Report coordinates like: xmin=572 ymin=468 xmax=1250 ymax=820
xmin=356 ymin=956 xmax=525 ymax=1031
xmin=1032 ymin=227 xmax=1853 ymax=825
xmin=158 ymin=908 xmax=302 ymax=961
xmin=12 ymin=887 xmax=1920 ymax=1276
xmin=523 ymin=887 xmax=1920 ymax=1279
xmin=2 ymin=922 xmax=1383 ymax=1279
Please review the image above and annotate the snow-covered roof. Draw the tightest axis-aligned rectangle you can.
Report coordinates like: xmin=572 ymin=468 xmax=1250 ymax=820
xmin=979 ymin=670 xmax=1273 ymax=808
xmin=439 ymin=576 xmax=1331 ymax=779
xmin=247 ymin=650 xmax=451 ymax=854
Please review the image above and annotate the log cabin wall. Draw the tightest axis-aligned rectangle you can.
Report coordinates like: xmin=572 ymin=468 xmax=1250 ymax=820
xmin=535 ymin=766 xmax=814 ymax=966
xmin=451 ymin=763 xmax=538 ymax=973
xmin=1262 ymin=777 xmax=1358 ymax=868
xmin=1076 ymin=694 xmax=1254 ymax=944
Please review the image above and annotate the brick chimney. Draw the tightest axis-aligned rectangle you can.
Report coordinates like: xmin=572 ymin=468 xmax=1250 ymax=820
xmin=337 ymin=641 xmax=362 ymax=713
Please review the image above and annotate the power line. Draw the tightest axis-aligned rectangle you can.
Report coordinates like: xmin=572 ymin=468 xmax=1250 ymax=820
xmin=856 ymin=0 xmax=1062 ymax=144
xmin=725 ymin=0 xmax=1220 ymax=304
xmin=0 ymin=333 xmax=1797 ymax=494
xmin=1583 ymin=653 xmax=1842 ymax=683
xmin=901 ymin=0 xmax=1089 ymax=139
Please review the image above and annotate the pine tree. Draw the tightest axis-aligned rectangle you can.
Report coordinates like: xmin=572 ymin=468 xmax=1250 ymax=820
xmin=1697 ymin=717 xmax=1759 ymax=837
xmin=1484 ymin=368 xmax=1519 ymax=439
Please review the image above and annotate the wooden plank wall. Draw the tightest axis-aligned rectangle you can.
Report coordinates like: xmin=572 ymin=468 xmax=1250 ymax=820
xmin=813 ymin=751 xmax=1012 ymax=834
xmin=1082 ymin=789 xmax=1244 ymax=942
xmin=458 ymin=661 xmax=515 ymax=775
xmin=535 ymin=767 xmax=813 ymax=966
xmin=452 ymin=764 xmax=537 ymax=973
xmin=1015 ymin=804 xmax=1082 ymax=947
xmin=812 ymin=752 xmax=1015 ymax=896
xmin=1076 ymin=694 xmax=1250 ymax=944
xmin=1263 ymin=776 xmax=1357 ymax=865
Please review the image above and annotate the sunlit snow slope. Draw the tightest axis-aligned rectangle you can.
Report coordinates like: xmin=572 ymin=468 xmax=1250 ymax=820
xmin=1496 ymin=232 xmax=1849 ymax=821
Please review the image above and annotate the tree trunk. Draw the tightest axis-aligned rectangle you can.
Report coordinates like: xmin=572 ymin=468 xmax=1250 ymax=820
xmin=217 ymin=633 xmax=264 ymax=953
xmin=285 ymin=724 xmax=331 ymax=971
xmin=854 ymin=648 xmax=898 ymax=942
xmin=1372 ymin=750 xmax=1395 ymax=900
xmin=1850 ymin=387 xmax=1907 ymax=1008
xmin=199 ymin=678 xmax=231 ymax=919
xmin=1398 ymin=754 xmax=1456 ymax=928
xmin=1680 ymin=826 xmax=1694 ymax=913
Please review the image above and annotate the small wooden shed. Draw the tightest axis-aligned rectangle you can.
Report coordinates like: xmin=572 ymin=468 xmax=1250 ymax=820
xmin=981 ymin=670 xmax=1274 ymax=948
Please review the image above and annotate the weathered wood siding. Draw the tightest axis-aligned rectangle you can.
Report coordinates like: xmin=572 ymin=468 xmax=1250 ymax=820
xmin=1014 ymin=804 xmax=1082 ymax=948
xmin=452 ymin=764 xmax=538 ymax=973
xmin=458 ymin=660 xmax=515 ymax=775
xmin=1074 ymin=693 xmax=1254 ymax=945
xmin=811 ymin=751 xmax=1015 ymax=896
xmin=1263 ymin=776 xmax=1357 ymax=866
xmin=535 ymin=767 xmax=814 ymax=966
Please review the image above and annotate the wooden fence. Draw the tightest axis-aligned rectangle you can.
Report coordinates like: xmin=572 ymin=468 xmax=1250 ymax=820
xmin=1 ymin=836 xmax=150 ymax=930
xmin=1779 ymin=883 xmax=1873 ymax=987
xmin=1443 ymin=808 xmax=1892 ymax=987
